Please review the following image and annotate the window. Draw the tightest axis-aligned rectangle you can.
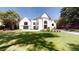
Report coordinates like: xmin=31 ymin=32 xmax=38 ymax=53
xmin=44 ymin=25 xmax=47 ymax=29
xmin=23 ymin=22 xmax=29 ymax=29
xmin=44 ymin=21 xmax=47 ymax=29
xmin=52 ymin=24 xmax=54 ymax=26
xmin=33 ymin=22 xmax=35 ymax=25
xmin=24 ymin=22 xmax=28 ymax=25
xmin=23 ymin=26 xmax=28 ymax=29
xmin=33 ymin=26 xmax=36 ymax=29
xmin=44 ymin=21 xmax=47 ymax=24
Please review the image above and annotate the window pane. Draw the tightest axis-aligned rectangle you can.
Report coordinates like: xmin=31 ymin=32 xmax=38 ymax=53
xmin=44 ymin=21 xmax=47 ymax=24
xmin=44 ymin=25 xmax=47 ymax=29
xmin=24 ymin=22 xmax=28 ymax=25
xmin=23 ymin=26 xmax=28 ymax=29
xmin=52 ymin=24 xmax=54 ymax=26
xmin=33 ymin=26 xmax=36 ymax=29
xmin=33 ymin=22 xmax=35 ymax=25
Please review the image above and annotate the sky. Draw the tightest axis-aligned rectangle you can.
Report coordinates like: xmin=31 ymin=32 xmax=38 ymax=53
xmin=0 ymin=7 xmax=62 ymax=20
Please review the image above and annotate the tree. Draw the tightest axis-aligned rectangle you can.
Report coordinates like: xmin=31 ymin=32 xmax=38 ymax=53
xmin=58 ymin=7 xmax=79 ymax=29
xmin=0 ymin=10 xmax=21 ymax=30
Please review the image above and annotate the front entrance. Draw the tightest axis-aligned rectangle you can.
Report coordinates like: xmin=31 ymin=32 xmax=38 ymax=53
xmin=23 ymin=26 xmax=28 ymax=29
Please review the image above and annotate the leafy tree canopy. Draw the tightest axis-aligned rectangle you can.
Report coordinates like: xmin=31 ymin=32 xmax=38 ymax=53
xmin=0 ymin=10 xmax=21 ymax=30
xmin=57 ymin=7 xmax=79 ymax=29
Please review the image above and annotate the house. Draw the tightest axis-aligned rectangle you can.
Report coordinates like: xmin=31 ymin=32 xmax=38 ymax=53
xmin=19 ymin=13 xmax=56 ymax=31
xmin=0 ymin=20 xmax=3 ymax=26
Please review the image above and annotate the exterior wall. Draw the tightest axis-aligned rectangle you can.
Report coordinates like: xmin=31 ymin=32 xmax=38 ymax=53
xmin=19 ymin=18 xmax=56 ymax=30
xmin=31 ymin=20 xmax=37 ymax=30
xmin=0 ymin=22 xmax=2 ymax=26
xmin=52 ymin=21 xmax=56 ymax=29
xmin=48 ymin=20 xmax=52 ymax=30
xmin=42 ymin=18 xmax=52 ymax=30
xmin=42 ymin=18 xmax=47 ymax=29
xmin=38 ymin=18 xmax=43 ymax=30
xmin=19 ymin=17 xmax=31 ymax=30
xmin=19 ymin=13 xmax=57 ymax=31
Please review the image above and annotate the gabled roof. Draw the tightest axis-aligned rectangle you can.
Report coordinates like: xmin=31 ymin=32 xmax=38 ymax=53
xmin=20 ymin=17 xmax=31 ymax=22
xmin=41 ymin=13 xmax=50 ymax=19
xmin=22 ymin=13 xmax=52 ymax=20
xmin=22 ymin=17 xmax=29 ymax=20
xmin=34 ymin=12 xmax=51 ymax=20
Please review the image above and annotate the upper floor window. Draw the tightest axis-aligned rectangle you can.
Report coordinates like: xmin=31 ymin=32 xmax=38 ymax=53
xmin=52 ymin=24 xmax=54 ymax=26
xmin=44 ymin=21 xmax=47 ymax=24
xmin=24 ymin=22 xmax=28 ymax=25
xmin=33 ymin=22 xmax=35 ymax=25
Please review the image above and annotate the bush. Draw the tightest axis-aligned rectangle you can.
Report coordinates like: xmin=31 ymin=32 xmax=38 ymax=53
xmin=47 ymin=27 xmax=51 ymax=32
xmin=0 ymin=25 xmax=5 ymax=30
xmin=40 ymin=27 xmax=51 ymax=32
xmin=40 ymin=28 xmax=61 ymax=32
xmin=51 ymin=29 xmax=61 ymax=32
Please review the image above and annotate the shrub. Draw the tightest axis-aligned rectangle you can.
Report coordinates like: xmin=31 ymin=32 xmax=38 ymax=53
xmin=47 ymin=27 xmax=51 ymax=32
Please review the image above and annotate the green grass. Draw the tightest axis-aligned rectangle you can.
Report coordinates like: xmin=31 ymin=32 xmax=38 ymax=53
xmin=46 ymin=32 xmax=79 ymax=51
xmin=0 ymin=31 xmax=79 ymax=51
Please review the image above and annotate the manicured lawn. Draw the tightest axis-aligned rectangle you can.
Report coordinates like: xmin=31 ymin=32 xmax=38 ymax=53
xmin=0 ymin=30 xmax=79 ymax=51
xmin=46 ymin=32 xmax=79 ymax=51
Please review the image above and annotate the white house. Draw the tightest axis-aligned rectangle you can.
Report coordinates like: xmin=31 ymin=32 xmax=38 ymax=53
xmin=19 ymin=13 xmax=56 ymax=31
xmin=0 ymin=20 xmax=3 ymax=26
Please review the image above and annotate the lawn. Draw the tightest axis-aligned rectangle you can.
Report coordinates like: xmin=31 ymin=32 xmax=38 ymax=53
xmin=0 ymin=30 xmax=79 ymax=51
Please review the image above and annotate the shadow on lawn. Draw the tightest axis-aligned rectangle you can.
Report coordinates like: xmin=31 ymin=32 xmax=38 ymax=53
xmin=0 ymin=32 xmax=59 ymax=51
xmin=68 ymin=43 xmax=79 ymax=51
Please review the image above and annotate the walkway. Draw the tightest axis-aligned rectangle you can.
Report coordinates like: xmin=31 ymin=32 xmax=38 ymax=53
xmin=61 ymin=30 xmax=79 ymax=35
